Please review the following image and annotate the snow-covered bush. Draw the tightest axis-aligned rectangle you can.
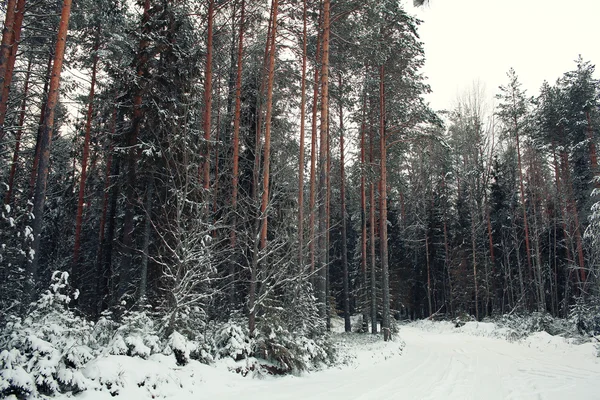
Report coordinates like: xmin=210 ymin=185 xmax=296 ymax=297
xmin=0 ymin=271 xmax=93 ymax=398
xmin=166 ymin=331 xmax=211 ymax=366
xmin=111 ymin=307 xmax=162 ymax=359
xmin=212 ymin=318 xmax=253 ymax=362
xmin=570 ymin=298 xmax=600 ymax=337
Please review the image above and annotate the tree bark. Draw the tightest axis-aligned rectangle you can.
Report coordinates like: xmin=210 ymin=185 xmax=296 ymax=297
xmin=258 ymin=0 xmax=278 ymax=250
xmin=0 ymin=0 xmax=17 ymax=138
xmin=297 ymin=0 xmax=307 ymax=271
xmin=369 ymin=104 xmax=377 ymax=334
xmin=339 ymin=75 xmax=350 ymax=332
xmin=360 ymin=92 xmax=368 ymax=332
xmin=230 ymin=0 xmax=245 ymax=305
xmin=29 ymin=53 xmax=54 ymax=197
xmin=317 ymin=0 xmax=330 ymax=320
xmin=202 ymin=0 xmax=214 ymax=190
xmin=28 ymin=0 xmax=74 ymax=299
xmin=73 ymin=39 xmax=100 ymax=283
xmin=379 ymin=65 xmax=391 ymax=341
xmin=121 ymin=0 xmax=151 ymax=297
xmin=4 ymin=57 xmax=31 ymax=205
xmin=0 ymin=0 xmax=25 ymax=139
xmin=309 ymin=5 xmax=322 ymax=279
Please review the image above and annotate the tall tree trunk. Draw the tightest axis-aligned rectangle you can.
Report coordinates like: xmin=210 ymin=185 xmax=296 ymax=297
xmin=28 ymin=0 xmax=74 ymax=299
xmin=369 ymin=106 xmax=377 ymax=334
xmin=297 ymin=0 xmax=307 ymax=271
xmin=4 ymin=57 xmax=31 ymax=205
xmin=0 ymin=0 xmax=25 ymax=139
xmin=309 ymin=5 xmax=322 ymax=279
xmin=258 ymin=0 xmax=278 ymax=251
xmin=95 ymin=107 xmax=116 ymax=316
xmin=514 ymin=115 xmax=533 ymax=286
xmin=360 ymin=92 xmax=368 ymax=332
xmin=139 ymin=178 xmax=153 ymax=300
xmin=230 ymin=0 xmax=245 ymax=306
xmin=379 ymin=65 xmax=391 ymax=341
xmin=250 ymin=0 xmax=279 ymax=336
xmin=29 ymin=53 xmax=54 ymax=197
xmin=339 ymin=75 xmax=350 ymax=332
xmin=317 ymin=0 xmax=330 ymax=320
xmin=202 ymin=0 xmax=214 ymax=190
xmin=73 ymin=39 xmax=99 ymax=285
xmin=248 ymin=1 xmax=275 ymax=336
xmin=425 ymin=232 xmax=432 ymax=317
xmin=121 ymin=0 xmax=151 ymax=297
xmin=0 ymin=0 xmax=16 ymax=138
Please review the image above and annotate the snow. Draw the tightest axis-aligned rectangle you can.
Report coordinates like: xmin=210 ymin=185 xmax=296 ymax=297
xmin=48 ymin=321 xmax=600 ymax=400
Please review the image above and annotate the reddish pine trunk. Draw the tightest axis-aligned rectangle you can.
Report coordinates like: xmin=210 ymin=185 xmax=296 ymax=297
xmin=0 ymin=0 xmax=16 ymax=137
xmin=28 ymin=0 xmax=74 ymax=297
xmin=231 ymin=0 xmax=245 ymax=246
xmin=73 ymin=40 xmax=99 ymax=281
xmin=229 ymin=0 xmax=245 ymax=305
xmin=379 ymin=65 xmax=390 ymax=340
xmin=250 ymin=0 xmax=279 ymax=336
xmin=309 ymin=6 xmax=322 ymax=278
xmin=317 ymin=0 xmax=330 ymax=320
xmin=4 ymin=57 xmax=31 ymax=205
xmin=0 ymin=0 xmax=25 ymax=138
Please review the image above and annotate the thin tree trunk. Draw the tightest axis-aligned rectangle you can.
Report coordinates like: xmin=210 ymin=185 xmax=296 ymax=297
xmin=202 ymin=0 xmax=214 ymax=190
xmin=309 ymin=5 xmax=322 ymax=279
xmin=326 ymin=123 xmax=331 ymax=330
xmin=297 ymin=0 xmax=307 ymax=271
xmin=28 ymin=0 xmax=74 ymax=299
xmin=230 ymin=0 xmax=245 ymax=305
xmin=4 ymin=57 xmax=31 ymax=205
xmin=95 ymin=107 xmax=116 ymax=315
xmin=360 ymin=92 xmax=368 ymax=332
xmin=379 ymin=65 xmax=391 ymax=341
xmin=0 ymin=0 xmax=25 ymax=139
xmin=369 ymin=106 xmax=377 ymax=335
xmin=339 ymin=75 xmax=350 ymax=332
xmin=514 ymin=115 xmax=533 ymax=285
xmin=139 ymin=178 xmax=153 ymax=300
xmin=212 ymin=76 xmax=221 ymax=215
xmin=0 ymin=0 xmax=17 ymax=138
xmin=425 ymin=232 xmax=433 ymax=317
xmin=73 ymin=39 xmax=99 ymax=283
xmin=121 ymin=0 xmax=151 ymax=297
xmin=29 ymin=53 xmax=53 ymax=197
xmin=258 ymin=0 xmax=278 ymax=250
xmin=250 ymin=0 xmax=279 ymax=336
xmin=316 ymin=0 xmax=330 ymax=320
xmin=248 ymin=1 xmax=275 ymax=335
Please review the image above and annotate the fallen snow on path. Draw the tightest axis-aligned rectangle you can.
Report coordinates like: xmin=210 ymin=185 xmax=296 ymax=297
xmin=60 ymin=321 xmax=600 ymax=400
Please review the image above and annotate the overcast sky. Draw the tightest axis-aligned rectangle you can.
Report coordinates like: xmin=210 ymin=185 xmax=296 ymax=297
xmin=405 ymin=0 xmax=600 ymax=111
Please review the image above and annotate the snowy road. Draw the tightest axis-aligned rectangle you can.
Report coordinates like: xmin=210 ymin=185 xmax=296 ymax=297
xmin=204 ymin=325 xmax=600 ymax=400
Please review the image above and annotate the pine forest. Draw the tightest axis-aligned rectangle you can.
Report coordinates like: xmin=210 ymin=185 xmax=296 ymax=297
xmin=0 ymin=0 xmax=599 ymax=398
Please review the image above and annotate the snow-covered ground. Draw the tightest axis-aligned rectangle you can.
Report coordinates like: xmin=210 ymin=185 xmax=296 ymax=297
xmin=57 ymin=320 xmax=599 ymax=400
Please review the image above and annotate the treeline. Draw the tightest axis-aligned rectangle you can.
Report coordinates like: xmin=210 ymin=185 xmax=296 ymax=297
xmin=0 ymin=0 xmax=598 ymax=345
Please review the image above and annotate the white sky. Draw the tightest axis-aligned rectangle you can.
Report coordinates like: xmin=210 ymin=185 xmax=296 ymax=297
xmin=405 ymin=0 xmax=600 ymax=111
